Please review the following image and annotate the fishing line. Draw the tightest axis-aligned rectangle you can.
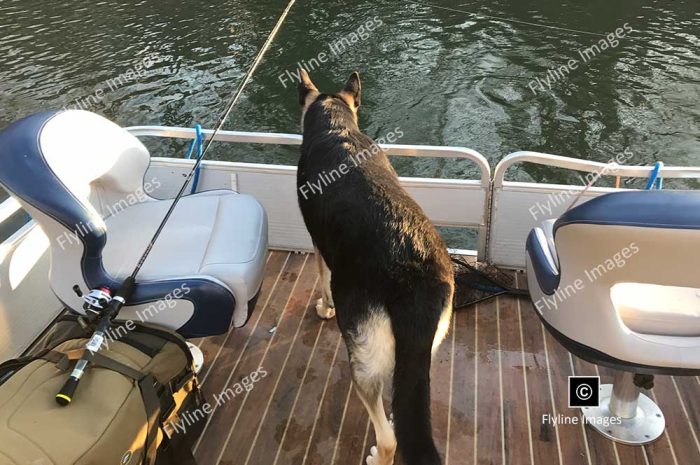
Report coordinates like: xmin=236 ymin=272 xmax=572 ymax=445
xmin=565 ymin=166 xmax=608 ymax=212
xmin=56 ymin=0 xmax=297 ymax=405
xmin=132 ymin=0 xmax=298 ymax=277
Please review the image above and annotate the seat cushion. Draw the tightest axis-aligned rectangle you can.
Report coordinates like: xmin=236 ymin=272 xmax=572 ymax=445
xmin=612 ymin=283 xmax=700 ymax=337
xmin=103 ymin=190 xmax=267 ymax=327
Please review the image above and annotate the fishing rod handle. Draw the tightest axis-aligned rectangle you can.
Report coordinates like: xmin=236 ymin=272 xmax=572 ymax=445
xmin=56 ymin=359 xmax=88 ymax=406
xmin=56 ymin=377 xmax=80 ymax=406
xmin=55 ymin=276 xmax=136 ymax=406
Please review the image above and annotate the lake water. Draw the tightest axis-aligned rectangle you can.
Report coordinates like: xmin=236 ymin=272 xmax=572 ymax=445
xmin=0 ymin=1 xmax=698 ymax=199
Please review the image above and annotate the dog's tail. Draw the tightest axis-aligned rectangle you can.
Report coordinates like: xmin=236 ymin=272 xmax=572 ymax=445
xmin=391 ymin=292 xmax=451 ymax=465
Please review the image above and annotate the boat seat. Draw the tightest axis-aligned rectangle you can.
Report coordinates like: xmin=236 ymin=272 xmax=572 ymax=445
xmin=526 ymin=190 xmax=700 ymax=445
xmin=0 ymin=110 xmax=268 ymax=337
xmin=612 ymin=283 xmax=700 ymax=337
xmin=540 ymin=218 xmax=558 ymax=268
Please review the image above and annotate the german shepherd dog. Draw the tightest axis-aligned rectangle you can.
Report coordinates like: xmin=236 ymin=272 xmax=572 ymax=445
xmin=296 ymin=69 xmax=454 ymax=465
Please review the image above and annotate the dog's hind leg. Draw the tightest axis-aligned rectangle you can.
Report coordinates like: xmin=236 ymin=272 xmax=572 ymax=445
xmin=314 ymin=248 xmax=335 ymax=319
xmin=347 ymin=310 xmax=397 ymax=465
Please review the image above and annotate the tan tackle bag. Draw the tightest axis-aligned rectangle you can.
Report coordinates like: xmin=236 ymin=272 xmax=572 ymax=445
xmin=0 ymin=315 xmax=204 ymax=465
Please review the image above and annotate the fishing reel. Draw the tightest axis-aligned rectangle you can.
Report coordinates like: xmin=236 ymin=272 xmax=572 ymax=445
xmin=82 ymin=287 xmax=113 ymax=320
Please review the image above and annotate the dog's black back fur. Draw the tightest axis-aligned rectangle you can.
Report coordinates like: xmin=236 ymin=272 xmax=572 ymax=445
xmin=297 ymin=73 xmax=453 ymax=465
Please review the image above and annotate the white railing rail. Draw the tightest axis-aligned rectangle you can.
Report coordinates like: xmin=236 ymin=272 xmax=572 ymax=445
xmin=494 ymin=151 xmax=700 ymax=188
xmin=127 ymin=126 xmax=304 ymax=146
xmin=126 ymin=126 xmax=492 ymax=185
xmin=3 ymin=131 xmax=700 ymax=266
xmin=0 ymin=197 xmax=21 ymax=225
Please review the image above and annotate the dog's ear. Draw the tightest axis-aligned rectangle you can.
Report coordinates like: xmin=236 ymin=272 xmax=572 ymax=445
xmin=341 ymin=72 xmax=361 ymax=108
xmin=298 ymin=69 xmax=318 ymax=106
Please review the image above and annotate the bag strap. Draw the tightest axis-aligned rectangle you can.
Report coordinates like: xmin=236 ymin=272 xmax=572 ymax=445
xmin=43 ymin=350 xmax=146 ymax=381
xmin=43 ymin=343 xmax=198 ymax=465
xmin=39 ymin=350 xmax=64 ymax=365
xmin=0 ymin=356 xmax=36 ymax=385
xmin=139 ymin=376 xmax=200 ymax=465
xmin=42 ymin=349 xmax=84 ymax=371
xmin=139 ymin=374 xmax=161 ymax=465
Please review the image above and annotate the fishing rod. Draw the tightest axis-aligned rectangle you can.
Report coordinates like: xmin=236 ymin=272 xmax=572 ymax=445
xmin=56 ymin=0 xmax=298 ymax=406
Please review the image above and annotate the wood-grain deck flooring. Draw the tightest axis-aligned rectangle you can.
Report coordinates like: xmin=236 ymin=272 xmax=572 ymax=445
xmin=191 ymin=251 xmax=700 ymax=465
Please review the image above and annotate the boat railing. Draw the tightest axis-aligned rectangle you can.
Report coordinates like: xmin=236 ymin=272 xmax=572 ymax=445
xmin=2 ymin=130 xmax=700 ymax=268
xmin=125 ymin=127 xmax=493 ymax=258
xmin=0 ymin=197 xmax=21 ymax=228
xmin=490 ymin=151 xmax=700 ymax=266
xmin=494 ymin=151 xmax=700 ymax=188
xmin=128 ymin=125 xmax=492 ymax=184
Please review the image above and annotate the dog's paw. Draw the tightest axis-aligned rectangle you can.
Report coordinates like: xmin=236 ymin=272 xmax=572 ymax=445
xmin=315 ymin=298 xmax=336 ymax=319
xmin=366 ymin=446 xmax=394 ymax=465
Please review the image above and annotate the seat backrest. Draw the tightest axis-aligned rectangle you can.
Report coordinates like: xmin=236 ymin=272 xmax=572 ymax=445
xmin=0 ymin=110 xmax=151 ymax=308
xmin=552 ymin=190 xmax=700 ymax=290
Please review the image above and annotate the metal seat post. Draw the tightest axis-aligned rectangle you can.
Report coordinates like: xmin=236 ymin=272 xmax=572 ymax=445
xmin=609 ymin=372 xmax=640 ymax=419
xmin=581 ymin=371 xmax=665 ymax=445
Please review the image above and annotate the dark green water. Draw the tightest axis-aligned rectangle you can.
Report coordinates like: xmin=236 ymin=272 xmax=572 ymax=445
xmin=1 ymin=0 xmax=699 ymax=184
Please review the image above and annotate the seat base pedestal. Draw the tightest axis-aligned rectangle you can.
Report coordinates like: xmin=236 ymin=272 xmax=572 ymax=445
xmin=582 ymin=384 xmax=665 ymax=445
xmin=186 ymin=342 xmax=204 ymax=375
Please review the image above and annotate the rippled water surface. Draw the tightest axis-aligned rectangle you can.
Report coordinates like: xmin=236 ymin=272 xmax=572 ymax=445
xmin=1 ymin=0 xmax=699 ymax=185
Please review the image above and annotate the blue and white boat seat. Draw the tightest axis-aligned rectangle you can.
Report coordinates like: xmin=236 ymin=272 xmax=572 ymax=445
xmin=0 ymin=110 xmax=268 ymax=338
xmin=526 ymin=191 xmax=700 ymax=444
xmin=527 ymin=190 xmax=700 ymax=370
